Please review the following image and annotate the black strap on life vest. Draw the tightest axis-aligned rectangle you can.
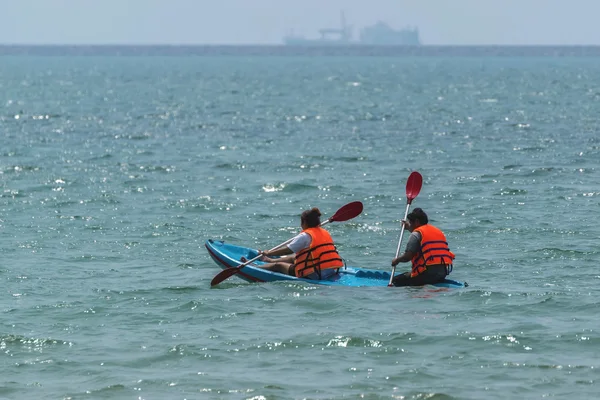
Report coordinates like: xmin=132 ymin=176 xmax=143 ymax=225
xmin=296 ymin=243 xmax=343 ymax=278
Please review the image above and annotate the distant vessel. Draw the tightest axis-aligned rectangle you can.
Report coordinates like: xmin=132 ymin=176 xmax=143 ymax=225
xmin=359 ymin=21 xmax=420 ymax=46
xmin=283 ymin=12 xmax=421 ymax=46
xmin=283 ymin=12 xmax=353 ymax=46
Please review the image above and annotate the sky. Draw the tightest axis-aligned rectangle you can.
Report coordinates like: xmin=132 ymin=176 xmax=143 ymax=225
xmin=1 ymin=0 xmax=600 ymax=45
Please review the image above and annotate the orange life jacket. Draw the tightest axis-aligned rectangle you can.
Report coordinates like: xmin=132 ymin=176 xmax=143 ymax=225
xmin=410 ymin=224 xmax=455 ymax=277
xmin=294 ymin=227 xmax=344 ymax=278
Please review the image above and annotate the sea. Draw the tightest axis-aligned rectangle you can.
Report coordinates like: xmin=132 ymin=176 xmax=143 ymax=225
xmin=1 ymin=45 xmax=599 ymax=400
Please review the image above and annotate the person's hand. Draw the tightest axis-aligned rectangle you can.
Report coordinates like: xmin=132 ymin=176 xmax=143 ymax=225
xmin=258 ymin=249 xmax=272 ymax=262
xmin=391 ymin=257 xmax=400 ymax=267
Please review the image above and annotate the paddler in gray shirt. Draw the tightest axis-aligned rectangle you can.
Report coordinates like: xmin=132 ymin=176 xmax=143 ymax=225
xmin=391 ymin=208 xmax=455 ymax=287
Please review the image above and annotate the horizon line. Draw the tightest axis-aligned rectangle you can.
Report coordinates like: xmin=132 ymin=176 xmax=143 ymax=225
xmin=2 ymin=43 xmax=600 ymax=47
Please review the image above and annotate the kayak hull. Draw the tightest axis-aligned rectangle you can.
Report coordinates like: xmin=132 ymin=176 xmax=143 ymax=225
xmin=205 ymin=239 xmax=467 ymax=288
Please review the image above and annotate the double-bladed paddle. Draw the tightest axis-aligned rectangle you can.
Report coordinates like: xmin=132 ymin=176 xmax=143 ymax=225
xmin=387 ymin=171 xmax=423 ymax=287
xmin=210 ymin=201 xmax=364 ymax=287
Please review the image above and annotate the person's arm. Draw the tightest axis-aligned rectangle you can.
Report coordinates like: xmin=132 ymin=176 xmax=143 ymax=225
xmin=262 ymin=254 xmax=295 ymax=263
xmin=262 ymin=232 xmax=309 ymax=259
xmin=391 ymin=232 xmax=421 ymax=266
xmin=264 ymin=246 xmax=293 ymax=257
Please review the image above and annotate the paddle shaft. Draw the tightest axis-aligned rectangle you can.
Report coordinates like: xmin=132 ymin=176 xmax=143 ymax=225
xmin=387 ymin=171 xmax=422 ymax=287
xmin=394 ymin=203 xmax=412 ymax=259
xmin=387 ymin=202 xmax=412 ymax=286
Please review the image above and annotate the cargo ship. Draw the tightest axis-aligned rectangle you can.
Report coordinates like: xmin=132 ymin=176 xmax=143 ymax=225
xmin=283 ymin=12 xmax=420 ymax=46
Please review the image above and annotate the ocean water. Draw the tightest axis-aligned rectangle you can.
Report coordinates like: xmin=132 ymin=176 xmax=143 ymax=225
xmin=1 ymin=48 xmax=599 ymax=399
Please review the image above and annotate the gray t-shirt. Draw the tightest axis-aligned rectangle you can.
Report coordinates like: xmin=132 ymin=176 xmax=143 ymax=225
xmin=405 ymin=231 xmax=422 ymax=254
xmin=287 ymin=232 xmax=311 ymax=253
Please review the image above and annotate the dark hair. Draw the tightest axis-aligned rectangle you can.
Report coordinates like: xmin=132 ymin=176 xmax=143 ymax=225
xmin=301 ymin=207 xmax=322 ymax=228
xmin=407 ymin=208 xmax=428 ymax=225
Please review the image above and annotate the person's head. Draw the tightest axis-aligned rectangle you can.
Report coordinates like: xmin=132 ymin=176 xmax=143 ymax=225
xmin=300 ymin=207 xmax=321 ymax=229
xmin=406 ymin=208 xmax=428 ymax=229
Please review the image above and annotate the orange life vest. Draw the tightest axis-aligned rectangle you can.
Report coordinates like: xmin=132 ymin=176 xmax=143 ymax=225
xmin=294 ymin=227 xmax=344 ymax=278
xmin=410 ymin=224 xmax=455 ymax=277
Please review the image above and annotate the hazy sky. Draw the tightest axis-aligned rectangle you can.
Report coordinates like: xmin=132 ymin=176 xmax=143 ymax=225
xmin=1 ymin=0 xmax=600 ymax=45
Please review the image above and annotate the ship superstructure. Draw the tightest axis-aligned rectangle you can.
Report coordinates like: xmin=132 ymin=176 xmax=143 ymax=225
xmin=283 ymin=12 xmax=421 ymax=46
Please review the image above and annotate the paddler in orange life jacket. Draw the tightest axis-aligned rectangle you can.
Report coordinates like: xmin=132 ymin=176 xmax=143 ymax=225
xmin=255 ymin=207 xmax=344 ymax=279
xmin=391 ymin=208 xmax=455 ymax=287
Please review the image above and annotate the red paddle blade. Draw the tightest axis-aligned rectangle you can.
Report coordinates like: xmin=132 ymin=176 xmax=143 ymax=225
xmin=328 ymin=201 xmax=363 ymax=223
xmin=406 ymin=171 xmax=423 ymax=204
xmin=210 ymin=267 xmax=242 ymax=287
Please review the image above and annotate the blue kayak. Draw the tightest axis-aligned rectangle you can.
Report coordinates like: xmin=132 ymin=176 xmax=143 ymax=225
xmin=206 ymin=239 xmax=467 ymax=288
